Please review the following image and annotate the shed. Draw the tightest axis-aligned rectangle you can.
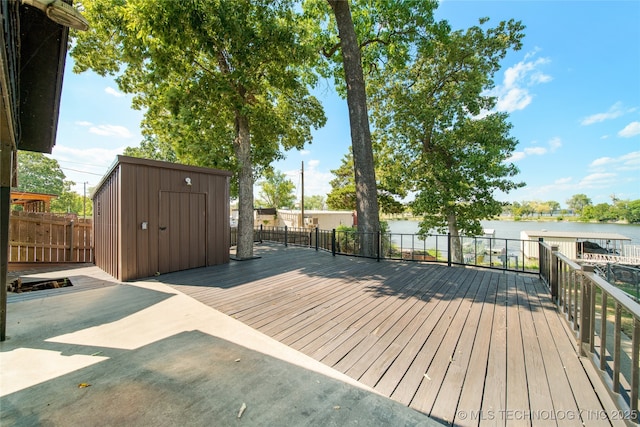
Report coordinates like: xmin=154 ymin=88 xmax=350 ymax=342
xmin=93 ymin=156 xmax=232 ymax=281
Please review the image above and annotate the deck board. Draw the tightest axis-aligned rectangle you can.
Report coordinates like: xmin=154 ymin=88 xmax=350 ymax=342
xmin=13 ymin=244 xmax=625 ymax=426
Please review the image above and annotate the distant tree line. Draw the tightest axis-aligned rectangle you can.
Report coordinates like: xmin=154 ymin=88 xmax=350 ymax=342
xmin=501 ymin=194 xmax=640 ymax=223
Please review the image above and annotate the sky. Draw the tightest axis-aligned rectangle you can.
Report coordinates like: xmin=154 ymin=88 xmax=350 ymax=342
xmin=50 ymin=0 xmax=640 ymax=208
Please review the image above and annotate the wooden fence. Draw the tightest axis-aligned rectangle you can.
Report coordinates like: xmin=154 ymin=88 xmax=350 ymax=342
xmin=8 ymin=211 xmax=93 ymax=263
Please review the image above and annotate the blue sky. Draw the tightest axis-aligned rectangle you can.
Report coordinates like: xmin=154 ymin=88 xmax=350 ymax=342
xmin=51 ymin=0 xmax=639 ymax=208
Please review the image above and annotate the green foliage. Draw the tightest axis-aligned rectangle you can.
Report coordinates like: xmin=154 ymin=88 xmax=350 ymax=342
xmin=51 ymin=190 xmax=93 ymax=217
xmin=566 ymin=194 xmax=592 ymax=214
xmin=257 ymin=170 xmax=296 ymax=209
xmin=123 ymin=135 xmax=177 ymax=163
xmin=370 ymin=16 xmax=526 ymax=243
xmin=625 ymin=200 xmax=640 ymax=223
xmin=326 ymin=149 xmax=406 ymax=214
xmin=14 ymin=151 xmax=91 ymax=216
xmin=16 ymin=151 xmax=66 ymax=195
xmin=304 ymin=195 xmax=326 ymax=210
xmin=71 ymin=0 xmax=326 ymax=258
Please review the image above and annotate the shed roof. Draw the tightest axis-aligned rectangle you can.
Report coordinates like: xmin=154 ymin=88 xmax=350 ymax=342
xmin=522 ymin=230 xmax=631 ymax=241
xmin=95 ymin=155 xmax=233 ymax=194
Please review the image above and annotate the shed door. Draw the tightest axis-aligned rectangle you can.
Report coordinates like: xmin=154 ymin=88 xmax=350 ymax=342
xmin=158 ymin=191 xmax=207 ymax=274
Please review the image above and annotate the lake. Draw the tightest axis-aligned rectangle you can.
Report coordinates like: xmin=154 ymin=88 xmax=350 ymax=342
xmin=387 ymin=219 xmax=640 ymax=247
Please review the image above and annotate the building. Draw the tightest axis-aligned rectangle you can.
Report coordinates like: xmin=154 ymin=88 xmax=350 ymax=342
xmin=93 ymin=156 xmax=232 ymax=281
xmin=276 ymin=209 xmax=355 ymax=230
xmin=520 ymin=230 xmax=631 ymax=261
xmin=1 ymin=0 xmax=88 ymax=340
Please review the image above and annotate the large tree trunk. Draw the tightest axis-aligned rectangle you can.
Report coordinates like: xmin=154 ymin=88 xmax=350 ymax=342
xmin=447 ymin=212 xmax=463 ymax=264
xmin=328 ymin=0 xmax=380 ymax=257
xmin=234 ymin=112 xmax=255 ymax=259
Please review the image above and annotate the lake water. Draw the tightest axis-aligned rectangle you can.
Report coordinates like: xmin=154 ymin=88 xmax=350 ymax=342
xmin=387 ymin=219 xmax=640 ymax=247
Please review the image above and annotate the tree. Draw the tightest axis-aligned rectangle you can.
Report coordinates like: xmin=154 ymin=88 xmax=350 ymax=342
xmin=625 ymin=200 xmax=640 ymax=223
xmin=371 ymin=18 xmax=525 ymax=262
xmin=304 ymin=195 xmax=326 ymax=210
xmin=305 ymin=0 xmax=439 ymax=256
xmin=51 ymin=189 xmax=93 ymax=217
xmin=566 ymin=194 xmax=592 ymax=215
xmin=123 ymin=135 xmax=177 ymax=163
xmin=547 ymin=200 xmax=561 ymax=216
xmin=581 ymin=203 xmax=616 ymax=222
xmin=326 ymin=150 xmax=405 ymax=214
xmin=15 ymin=151 xmax=65 ymax=195
xmin=257 ymin=170 xmax=296 ymax=209
xmin=72 ymin=0 xmax=325 ymax=259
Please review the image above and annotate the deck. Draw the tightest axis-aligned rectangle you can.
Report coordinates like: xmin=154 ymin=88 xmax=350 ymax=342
xmin=152 ymin=244 xmax=625 ymax=426
xmin=6 ymin=244 xmax=629 ymax=426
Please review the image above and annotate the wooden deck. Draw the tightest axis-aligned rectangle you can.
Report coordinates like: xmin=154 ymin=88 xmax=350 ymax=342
xmin=153 ymin=244 xmax=625 ymax=426
xmin=7 ymin=244 xmax=628 ymax=426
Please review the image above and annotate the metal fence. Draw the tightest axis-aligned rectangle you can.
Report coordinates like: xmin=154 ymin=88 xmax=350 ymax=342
xmin=232 ymin=225 xmax=540 ymax=274
xmin=540 ymin=242 xmax=640 ymax=421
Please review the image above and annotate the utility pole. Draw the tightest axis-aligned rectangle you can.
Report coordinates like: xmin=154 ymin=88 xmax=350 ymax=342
xmin=300 ymin=161 xmax=304 ymax=228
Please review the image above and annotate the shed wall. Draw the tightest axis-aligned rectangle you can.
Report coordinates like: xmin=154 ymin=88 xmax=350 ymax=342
xmin=93 ymin=166 xmax=121 ymax=279
xmin=93 ymin=156 xmax=230 ymax=281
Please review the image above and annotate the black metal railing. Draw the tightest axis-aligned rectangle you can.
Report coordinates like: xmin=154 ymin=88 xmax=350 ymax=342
xmin=232 ymin=225 xmax=539 ymax=274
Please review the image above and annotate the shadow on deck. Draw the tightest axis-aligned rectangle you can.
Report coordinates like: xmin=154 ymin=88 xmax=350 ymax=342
xmin=153 ymin=243 xmax=626 ymax=426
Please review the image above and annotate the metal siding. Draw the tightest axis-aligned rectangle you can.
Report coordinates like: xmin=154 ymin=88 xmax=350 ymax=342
xmin=135 ymin=164 xmax=150 ymax=278
xmin=92 ymin=156 xmax=230 ymax=281
xmin=92 ymin=166 xmax=121 ymax=280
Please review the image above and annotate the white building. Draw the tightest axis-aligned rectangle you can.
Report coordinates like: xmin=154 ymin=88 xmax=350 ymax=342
xmin=276 ymin=209 xmax=355 ymax=230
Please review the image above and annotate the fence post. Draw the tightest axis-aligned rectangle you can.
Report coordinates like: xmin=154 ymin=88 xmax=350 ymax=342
xmin=68 ymin=220 xmax=75 ymax=262
xmin=447 ymin=233 xmax=452 ymax=267
xmin=284 ymin=225 xmax=288 ymax=247
xmin=259 ymin=224 xmax=263 ymax=243
xmin=579 ymin=265 xmax=593 ymax=356
xmin=332 ymin=229 xmax=336 ymax=256
xmin=376 ymin=230 xmax=381 ymax=262
xmin=315 ymin=227 xmax=319 ymax=251
xmin=550 ymin=244 xmax=559 ymax=301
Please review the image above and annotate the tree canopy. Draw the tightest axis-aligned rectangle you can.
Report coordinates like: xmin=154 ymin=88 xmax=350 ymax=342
xmin=369 ymin=17 xmax=526 ymax=262
xmin=257 ymin=170 xmax=296 ymax=209
xmin=303 ymin=0 xmax=440 ymax=255
xmin=71 ymin=0 xmax=326 ymax=258
xmin=15 ymin=151 xmax=66 ymax=196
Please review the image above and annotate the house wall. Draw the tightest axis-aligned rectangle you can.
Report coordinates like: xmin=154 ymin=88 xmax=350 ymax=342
xmin=93 ymin=156 xmax=231 ymax=281
xmin=277 ymin=210 xmax=354 ymax=230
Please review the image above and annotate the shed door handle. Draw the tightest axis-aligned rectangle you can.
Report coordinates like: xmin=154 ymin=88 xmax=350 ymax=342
xmin=159 ymin=226 xmax=167 ymax=231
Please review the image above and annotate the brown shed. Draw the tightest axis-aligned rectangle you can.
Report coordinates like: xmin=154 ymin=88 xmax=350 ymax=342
xmin=93 ymin=155 xmax=232 ymax=281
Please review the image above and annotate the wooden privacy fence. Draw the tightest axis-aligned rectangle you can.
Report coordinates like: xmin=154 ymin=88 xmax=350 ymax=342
xmin=8 ymin=211 xmax=93 ymax=263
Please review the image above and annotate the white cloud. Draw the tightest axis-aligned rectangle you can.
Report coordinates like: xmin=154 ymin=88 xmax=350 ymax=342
xmin=590 ymin=156 xmax=614 ymax=167
xmin=618 ymin=121 xmax=640 ymax=138
xmin=88 ymin=124 xmax=133 ymax=138
xmin=580 ymin=102 xmax=624 ymax=125
xmin=619 ymin=151 xmax=640 ymax=170
xmin=492 ymin=54 xmax=551 ymax=113
xmin=524 ymin=147 xmax=546 ymax=156
xmin=105 ymin=86 xmax=124 ymax=97
xmin=548 ymin=137 xmax=562 ymax=152
xmin=554 ymin=177 xmax=573 ymax=185
xmin=75 ymin=121 xmax=92 ymax=127
xmin=507 ymin=151 xmax=525 ymax=162
xmin=283 ymin=159 xmax=333 ymax=197
xmin=300 ymin=150 xmax=311 ymax=156
xmin=579 ymin=172 xmax=618 ymax=188
xmin=590 ymin=151 xmax=640 ymax=171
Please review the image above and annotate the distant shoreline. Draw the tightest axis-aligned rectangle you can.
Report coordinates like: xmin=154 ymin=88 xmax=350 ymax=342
xmin=382 ymin=215 xmax=632 ymax=225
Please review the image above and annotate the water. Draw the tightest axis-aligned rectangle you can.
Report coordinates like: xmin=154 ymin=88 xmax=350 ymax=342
xmin=387 ymin=219 xmax=640 ymax=246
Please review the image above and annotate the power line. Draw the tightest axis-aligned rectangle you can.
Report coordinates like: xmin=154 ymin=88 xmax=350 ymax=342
xmin=60 ymin=167 xmax=104 ymax=176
